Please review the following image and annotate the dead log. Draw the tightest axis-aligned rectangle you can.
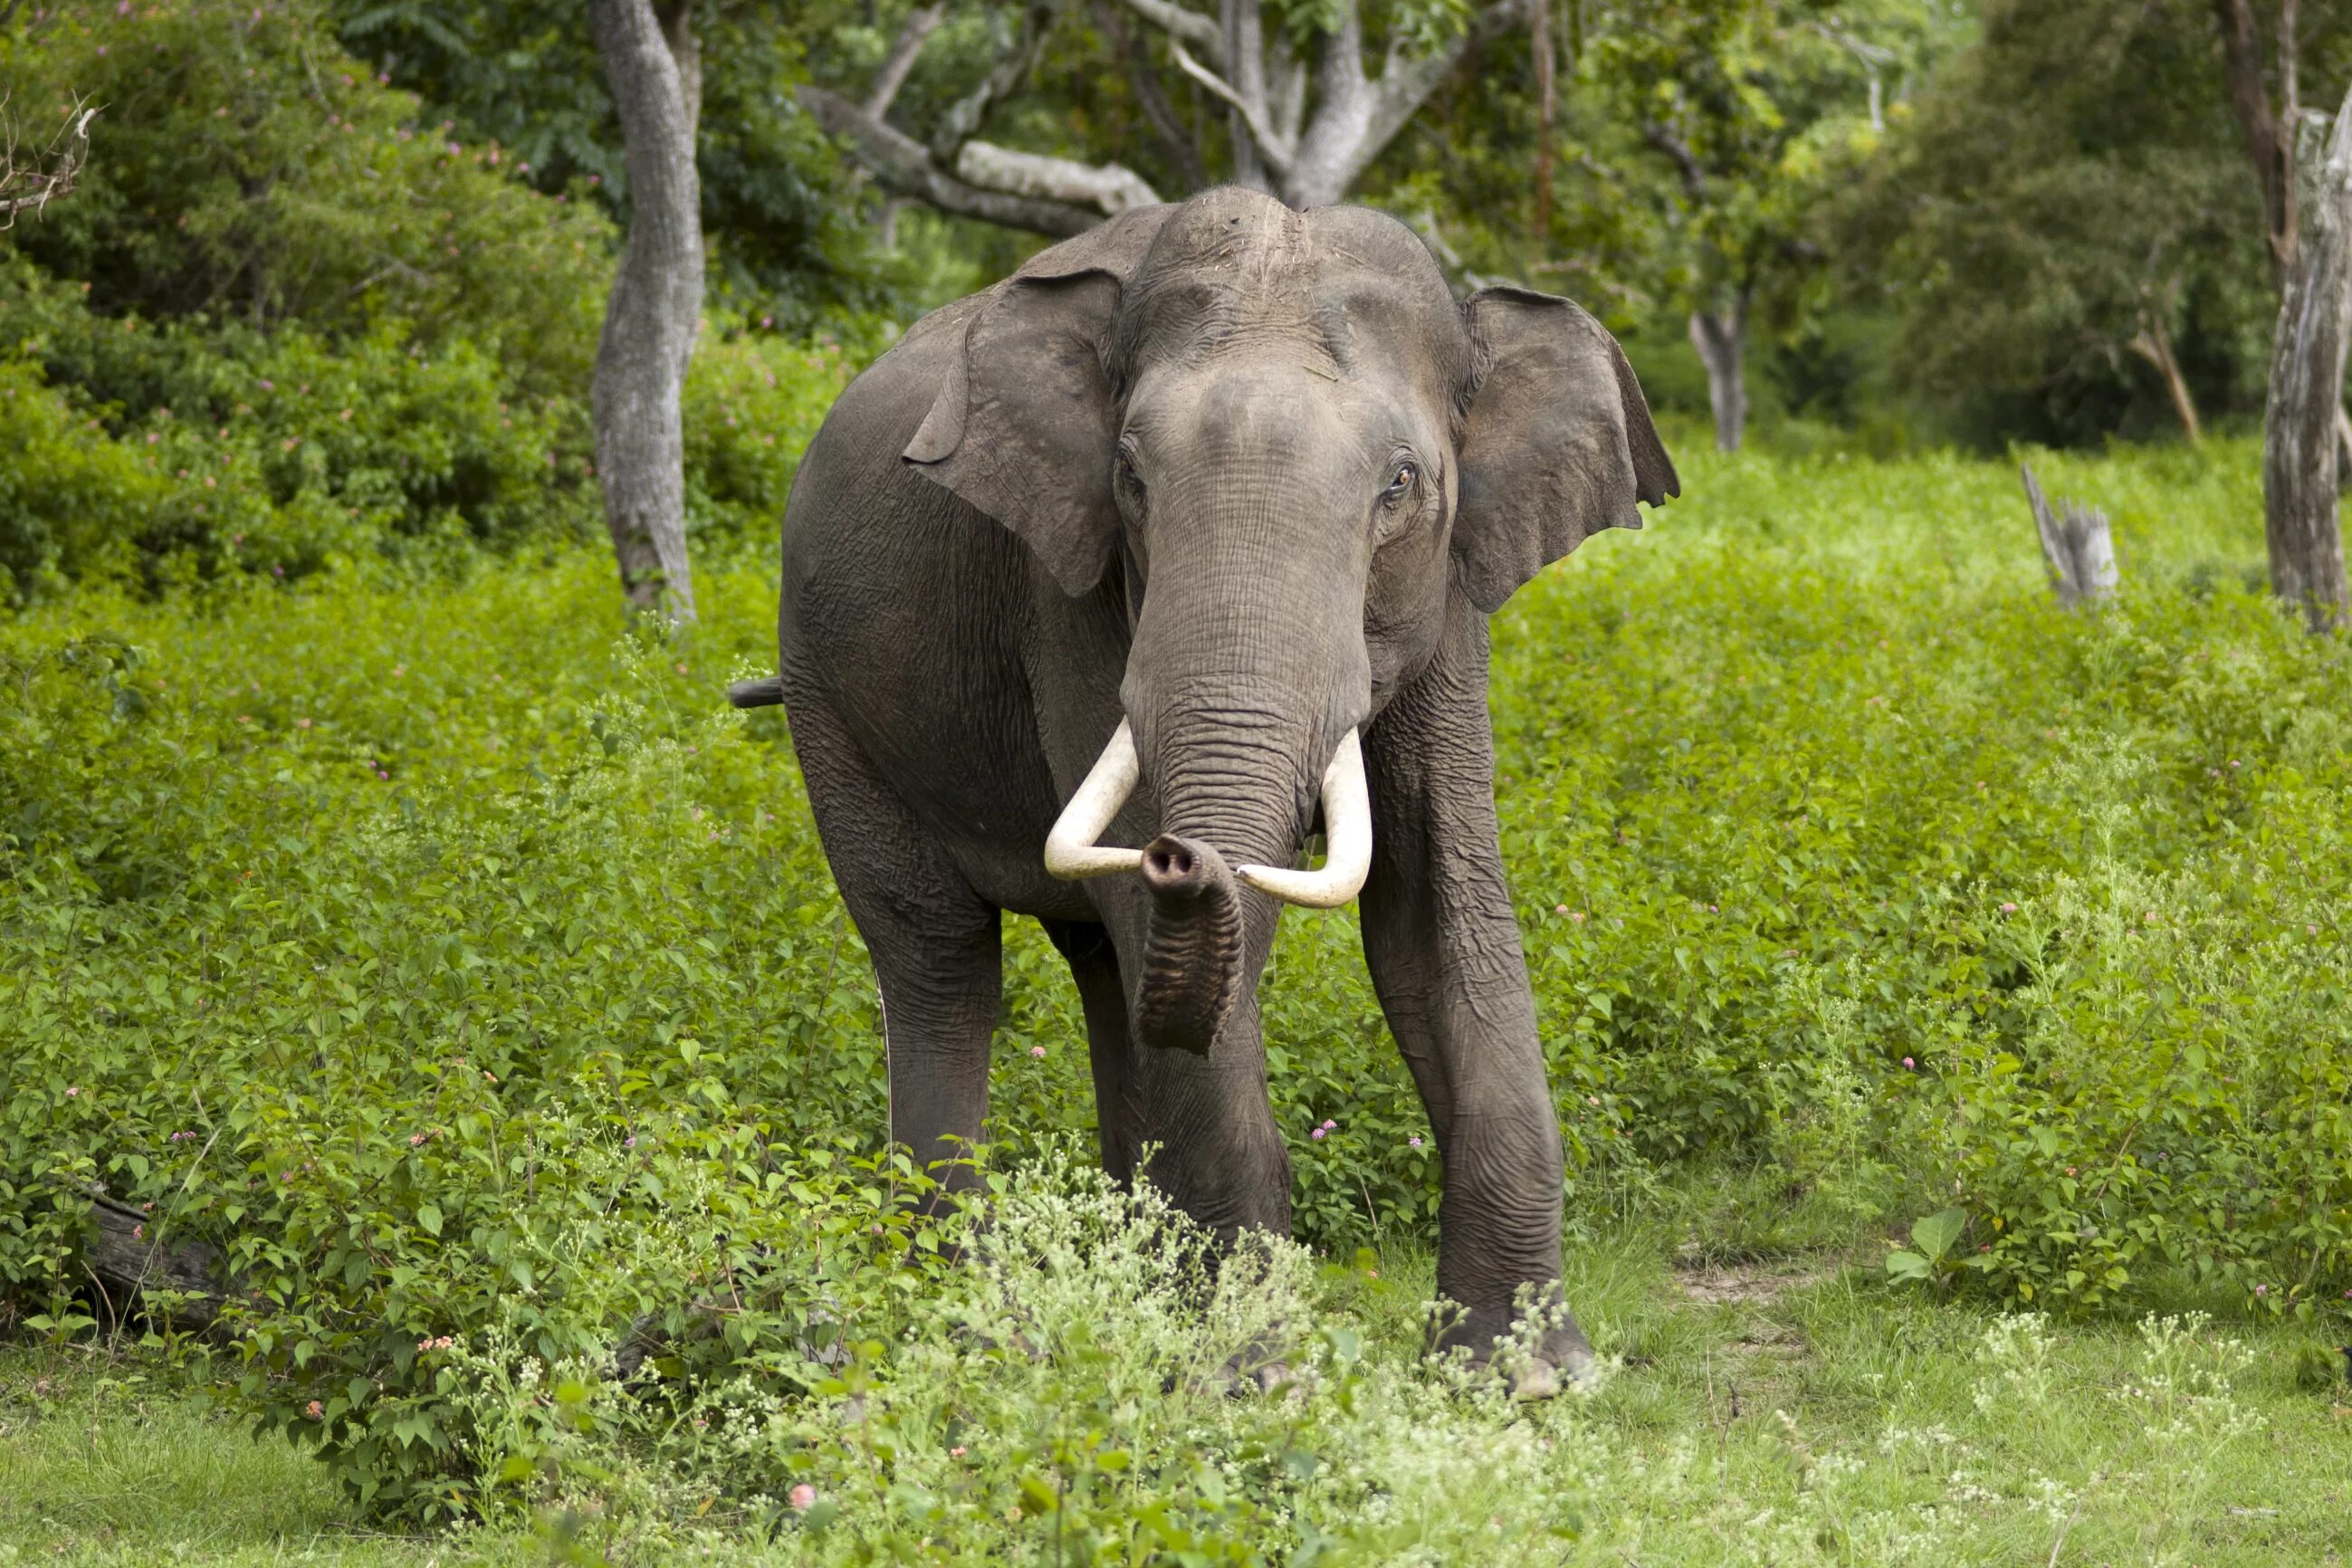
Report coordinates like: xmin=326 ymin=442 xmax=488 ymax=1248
xmin=80 ymin=1189 xmax=232 ymax=1330
xmin=2020 ymin=464 xmax=2118 ymax=609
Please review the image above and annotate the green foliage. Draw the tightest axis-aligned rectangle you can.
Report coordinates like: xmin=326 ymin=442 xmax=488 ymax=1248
xmin=5 ymin=437 xmax=2347 ymax=1532
xmin=0 ymin=0 xmax=612 ymax=387
xmin=0 ymin=2 xmax=867 ymax=603
xmin=1840 ymin=0 xmax=2351 ymax=445
xmin=331 ymin=0 xmax=898 ymax=331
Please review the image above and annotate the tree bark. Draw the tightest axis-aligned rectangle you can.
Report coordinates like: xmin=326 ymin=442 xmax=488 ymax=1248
xmin=2264 ymin=95 xmax=2352 ymax=631
xmin=590 ymin=0 xmax=703 ymax=625
xmin=1689 ymin=299 xmax=1747 ymax=454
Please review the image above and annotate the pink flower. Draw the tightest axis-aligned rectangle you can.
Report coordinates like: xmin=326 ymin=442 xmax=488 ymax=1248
xmin=1901 ymin=1057 xmax=1915 ymax=1069
xmin=2000 ymin=902 xmax=2018 ymax=913
xmin=305 ymin=1401 xmax=323 ymax=1419
xmin=1321 ymin=1119 xmax=1336 ymax=1131
xmin=408 ymin=1132 xmax=426 ymax=1146
xmin=2064 ymin=1166 xmax=2077 ymax=1177
xmin=2254 ymin=1284 xmax=2268 ymax=1296
xmin=64 ymin=1086 xmax=79 ymax=1097
xmin=1554 ymin=904 xmax=1569 ymax=915
xmin=1409 ymin=1135 xmax=1423 ymax=1149
xmin=1569 ymin=911 xmax=1586 ymax=923
xmin=789 ymin=1484 xmax=816 ymax=1510
xmin=1310 ymin=1127 xmax=1325 ymax=1141
xmin=1030 ymin=1045 xmax=1047 ymax=1058
xmin=951 ymin=1445 xmax=968 ymax=1458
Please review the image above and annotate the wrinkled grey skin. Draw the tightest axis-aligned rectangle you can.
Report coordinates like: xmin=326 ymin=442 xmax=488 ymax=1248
xmin=761 ymin=187 xmax=1675 ymax=1382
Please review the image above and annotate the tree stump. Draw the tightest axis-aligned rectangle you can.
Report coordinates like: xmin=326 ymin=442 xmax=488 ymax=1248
xmin=2020 ymin=464 xmax=2117 ymax=608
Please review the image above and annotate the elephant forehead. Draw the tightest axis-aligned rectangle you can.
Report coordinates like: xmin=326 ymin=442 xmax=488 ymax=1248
xmin=1120 ymin=216 xmax=1465 ymax=403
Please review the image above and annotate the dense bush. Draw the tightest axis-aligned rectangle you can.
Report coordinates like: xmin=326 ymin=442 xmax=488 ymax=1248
xmin=2 ymin=439 xmax=2347 ymax=1523
xmin=0 ymin=2 xmax=873 ymax=603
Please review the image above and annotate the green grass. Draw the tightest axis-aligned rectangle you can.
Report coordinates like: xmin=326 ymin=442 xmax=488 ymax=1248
xmin=6 ymin=1180 xmax=2350 ymax=1566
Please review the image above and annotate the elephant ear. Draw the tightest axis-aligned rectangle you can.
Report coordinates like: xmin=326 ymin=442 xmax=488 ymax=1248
xmin=904 ymin=206 xmax=1172 ymax=596
xmin=1452 ymin=285 xmax=1678 ymax=615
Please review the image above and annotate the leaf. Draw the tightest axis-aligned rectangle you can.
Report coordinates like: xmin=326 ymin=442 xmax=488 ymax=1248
xmin=416 ymin=1202 xmax=442 ymax=1237
xmin=1884 ymin=1250 xmax=1931 ymax=1281
xmin=1911 ymin=1208 xmax=1966 ymax=1262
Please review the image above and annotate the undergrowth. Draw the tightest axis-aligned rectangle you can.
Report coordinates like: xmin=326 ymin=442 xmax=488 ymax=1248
xmin=2 ymin=437 xmax=2349 ymax=1530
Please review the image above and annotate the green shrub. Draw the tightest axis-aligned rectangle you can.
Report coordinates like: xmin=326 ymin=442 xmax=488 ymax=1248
xmin=0 ymin=0 xmax=612 ymax=392
xmin=2 ymin=437 xmax=2348 ymax=1525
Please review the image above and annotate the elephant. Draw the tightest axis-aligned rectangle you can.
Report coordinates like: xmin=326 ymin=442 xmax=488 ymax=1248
xmin=731 ymin=186 xmax=1675 ymax=1389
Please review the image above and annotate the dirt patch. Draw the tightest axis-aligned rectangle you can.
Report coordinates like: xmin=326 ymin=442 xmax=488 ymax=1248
xmin=1673 ymin=1261 xmax=1830 ymax=1306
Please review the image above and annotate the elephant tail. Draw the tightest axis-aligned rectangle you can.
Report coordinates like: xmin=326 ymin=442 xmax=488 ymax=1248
xmin=727 ymin=675 xmax=785 ymax=709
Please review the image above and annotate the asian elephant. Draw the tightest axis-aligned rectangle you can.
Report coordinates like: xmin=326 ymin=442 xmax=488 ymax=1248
xmin=732 ymin=186 xmax=1676 ymax=1389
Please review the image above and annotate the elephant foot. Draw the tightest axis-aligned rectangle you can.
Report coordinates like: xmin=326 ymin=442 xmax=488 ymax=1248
xmin=1435 ymin=1292 xmax=1600 ymax=1401
xmin=1179 ymin=1341 xmax=1303 ymax=1400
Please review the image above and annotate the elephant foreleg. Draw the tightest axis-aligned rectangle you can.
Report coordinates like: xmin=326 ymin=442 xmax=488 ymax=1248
xmin=1042 ymin=920 xmax=1145 ymax=1186
xmin=1358 ymin=598 xmax=1591 ymax=1384
xmin=788 ymin=693 xmax=1001 ymax=1195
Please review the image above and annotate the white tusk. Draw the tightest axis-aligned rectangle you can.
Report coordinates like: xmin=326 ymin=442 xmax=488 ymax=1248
xmin=1236 ymin=729 xmax=1371 ymax=909
xmin=1044 ymin=718 xmax=1144 ymax=879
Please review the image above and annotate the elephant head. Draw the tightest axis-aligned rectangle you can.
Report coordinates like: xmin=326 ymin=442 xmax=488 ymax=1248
xmin=905 ymin=187 xmax=1675 ymax=1054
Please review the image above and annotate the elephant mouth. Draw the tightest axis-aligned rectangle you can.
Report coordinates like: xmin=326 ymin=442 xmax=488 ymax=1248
xmin=1043 ymin=719 xmax=1373 ymax=1055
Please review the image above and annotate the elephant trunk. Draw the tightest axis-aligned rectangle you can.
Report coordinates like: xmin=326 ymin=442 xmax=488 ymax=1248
xmin=1132 ymin=834 xmax=1246 ymax=1053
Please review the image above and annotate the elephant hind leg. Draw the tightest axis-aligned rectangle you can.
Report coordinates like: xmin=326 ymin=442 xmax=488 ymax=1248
xmin=788 ymin=693 xmax=1001 ymax=1194
xmin=1043 ymin=919 xmax=1143 ymax=1186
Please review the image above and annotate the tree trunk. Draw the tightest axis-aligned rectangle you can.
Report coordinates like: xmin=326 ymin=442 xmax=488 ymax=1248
xmin=1689 ymin=300 xmax=1747 ymax=454
xmin=589 ymin=0 xmax=703 ymax=626
xmin=1220 ymin=0 xmax=1272 ymax=193
xmin=1529 ymin=0 xmax=1554 ymax=241
xmin=2263 ymin=95 xmax=2352 ymax=631
xmin=2211 ymin=0 xmax=2299 ymax=278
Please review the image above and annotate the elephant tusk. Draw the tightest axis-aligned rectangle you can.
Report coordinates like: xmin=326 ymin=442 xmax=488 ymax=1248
xmin=1236 ymin=729 xmax=1372 ymax=909
xmin=1044 ymin=719 xmax=1145 ymax=879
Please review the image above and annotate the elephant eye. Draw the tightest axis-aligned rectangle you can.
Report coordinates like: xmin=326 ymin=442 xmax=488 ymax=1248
xmin=1383 ymin=462 xmax=1417 ymax=500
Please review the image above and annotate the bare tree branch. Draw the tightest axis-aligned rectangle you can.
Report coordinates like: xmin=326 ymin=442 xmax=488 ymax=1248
xmin=1361 ymin=0 xmax=1525 ymax=168
xmin=956 ymin=140 xmax=1159 ymax=213
xmin=865 ymin=3 xmax=946 ymax=119
xmin=1097 ymin=0 xmax=1208 ymax=189
xmin=0 ymin=97 xmax=97 ymax=228
xmin=1642 ymin=122 xmax=1708 ymax=197
xmin=1171 ymin=39 xmax=1294 ymax=174
xmin=1119 ymin=0 xmax=1225 ymax=67
xmin=927 ymin=4 xmax=1054 ymax=163
xmin=798 ymin=84 xmax=1104 ymax=237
